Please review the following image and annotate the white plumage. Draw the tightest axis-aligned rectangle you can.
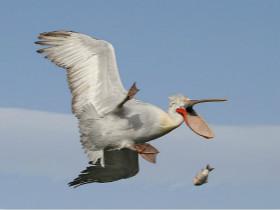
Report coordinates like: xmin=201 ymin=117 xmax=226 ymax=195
xmin=37 ymin=31 xmax=126 ymax=117
xmin=36 ymin=31 xmax=226 ymax=186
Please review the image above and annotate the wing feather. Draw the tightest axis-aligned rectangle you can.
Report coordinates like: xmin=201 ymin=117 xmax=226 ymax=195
xmin=68 ymin=149 xmax=139 ymax=187
xmin=36 ymin=30 xmax=127 ymax=116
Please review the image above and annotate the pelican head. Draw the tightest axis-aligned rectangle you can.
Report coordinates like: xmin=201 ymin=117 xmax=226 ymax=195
xmin=169 ymin=95 xmax=227 ymax=139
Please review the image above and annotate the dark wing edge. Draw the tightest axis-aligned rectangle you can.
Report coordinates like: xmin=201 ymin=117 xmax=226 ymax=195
xmin=68 ymin=148 xmax=139 ymax=188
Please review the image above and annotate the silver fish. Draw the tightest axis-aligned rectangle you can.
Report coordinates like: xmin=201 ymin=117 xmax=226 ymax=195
xmin=193 ymin=164 xmax=214 ymax=186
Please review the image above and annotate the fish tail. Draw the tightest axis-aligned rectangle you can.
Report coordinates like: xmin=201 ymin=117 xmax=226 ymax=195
xmin=206 ymin=164 xmax=214 ymax=171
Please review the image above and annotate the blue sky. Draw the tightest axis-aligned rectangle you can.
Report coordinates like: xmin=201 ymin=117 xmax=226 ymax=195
xmin=0 ymin=0 xmax=280 ymax=208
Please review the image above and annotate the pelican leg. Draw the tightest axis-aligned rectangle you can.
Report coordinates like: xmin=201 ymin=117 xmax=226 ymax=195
xmin=118 ymin=82 xmax=139 ymax=107
xmin=133 ymin=143 xmax=159 ymax=163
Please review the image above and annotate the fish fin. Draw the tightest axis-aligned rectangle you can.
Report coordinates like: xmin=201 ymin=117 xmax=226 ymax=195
xmin=206 ymin=164 xmax=214 ymax=171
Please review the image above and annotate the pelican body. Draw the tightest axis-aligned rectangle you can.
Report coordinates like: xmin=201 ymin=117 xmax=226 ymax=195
xmin=79 ymin=98 xmax=182 ymax=151
xmin=36 ymin=31 xmax=226 ymax=187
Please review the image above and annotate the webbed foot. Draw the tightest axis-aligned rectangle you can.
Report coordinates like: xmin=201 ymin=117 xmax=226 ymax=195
xmin=133 ymin=143 xmax=159 ymax=163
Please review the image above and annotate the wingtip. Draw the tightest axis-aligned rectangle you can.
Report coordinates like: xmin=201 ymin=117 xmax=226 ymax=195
xmin=36 ymin=49 xmax=44 ymax=53
xmin=68 ymin=177 xmax=86 ymax=188
xmin=68 ymin=183 xmax=79 ymax=188
xmin=67 ymin=181 xmax=80 ymax=188
xmin=37 ymin=30 xmax=73 ymax=40
xmin=34 ymin=41 xmax=44 ymax=45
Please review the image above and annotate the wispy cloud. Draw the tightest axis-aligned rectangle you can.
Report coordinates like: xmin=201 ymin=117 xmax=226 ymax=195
xmin=0 ymin=108 xmax=279 ymax=187
xmin=0 ymin=108 xmax=84 ymax=180
xmin=0 ymin=108 xmax=280 ymax=208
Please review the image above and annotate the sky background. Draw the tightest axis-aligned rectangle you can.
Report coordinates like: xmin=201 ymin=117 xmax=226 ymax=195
xmin=0 ymin=0 xmax=279 ymax=208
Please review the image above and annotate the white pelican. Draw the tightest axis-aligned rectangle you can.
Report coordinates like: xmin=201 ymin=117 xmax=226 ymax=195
xmin=35 ymin=31 xmax=226 ymax=187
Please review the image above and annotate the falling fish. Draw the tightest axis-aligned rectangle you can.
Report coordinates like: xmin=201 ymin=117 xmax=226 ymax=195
xmin=193 ymin=164 xmax=214 ymax=186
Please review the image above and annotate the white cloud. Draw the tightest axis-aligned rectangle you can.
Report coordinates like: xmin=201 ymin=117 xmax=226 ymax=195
xmin=0 ymin=108 xmax=85 ymax=180
xmin=0 ymin=108 xmax=279 ymax=188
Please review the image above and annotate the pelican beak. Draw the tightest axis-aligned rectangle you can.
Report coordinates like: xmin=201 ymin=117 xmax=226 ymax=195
xmin=180 ymin=98 xmax=227 ymax=139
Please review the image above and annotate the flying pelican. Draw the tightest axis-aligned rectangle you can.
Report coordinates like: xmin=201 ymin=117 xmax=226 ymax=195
xmin=35 ymin=31 xmax=226 ymax=187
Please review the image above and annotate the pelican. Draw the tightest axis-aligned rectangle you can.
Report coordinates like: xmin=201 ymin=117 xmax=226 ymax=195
xmin=35 ymin=31 xmax=226 ymax=187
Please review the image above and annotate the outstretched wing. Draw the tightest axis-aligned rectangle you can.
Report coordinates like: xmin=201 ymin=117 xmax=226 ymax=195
xmin=68 ymin=149 xmax=139 ymax=187
xmin=36 ymin=30 xmax=127 ymax=117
